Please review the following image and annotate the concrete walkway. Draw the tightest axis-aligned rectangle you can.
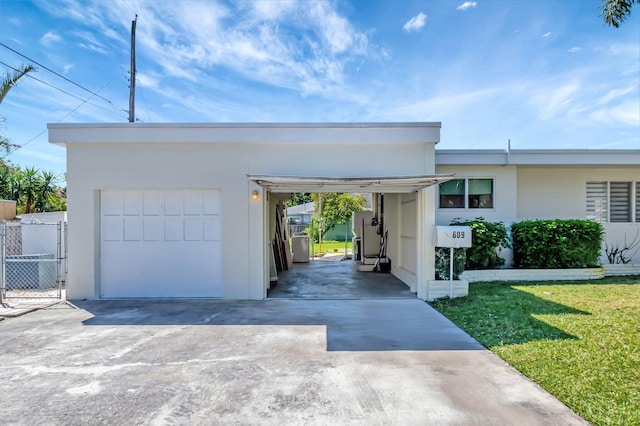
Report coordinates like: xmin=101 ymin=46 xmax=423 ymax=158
xmin=0 ymin=299 xmax=586 ymax=425
xmin=269 ymin=259 xmax=416 ymax=299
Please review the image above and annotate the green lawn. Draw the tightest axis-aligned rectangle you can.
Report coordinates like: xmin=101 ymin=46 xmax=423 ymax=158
xmin=311 ymin=240 xmax=352 ymax=255
xmin=430 ymin=276 xmax=640 ymax=426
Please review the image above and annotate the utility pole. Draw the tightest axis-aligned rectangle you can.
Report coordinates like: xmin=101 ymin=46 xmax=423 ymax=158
xmin=128 ymin=15 xmax=137 ymax=123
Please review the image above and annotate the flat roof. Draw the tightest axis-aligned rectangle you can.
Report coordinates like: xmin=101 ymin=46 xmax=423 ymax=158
xmin=48 ymin=122 xmax=442 ymax=146
xmin=435 ymin=149 xmax=640 ymax=166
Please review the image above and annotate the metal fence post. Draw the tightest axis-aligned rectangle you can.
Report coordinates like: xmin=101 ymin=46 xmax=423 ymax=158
xmin=0 ymin=222 xmax=6 ymax=305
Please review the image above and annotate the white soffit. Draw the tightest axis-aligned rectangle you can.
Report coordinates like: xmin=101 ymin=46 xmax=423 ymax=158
xmin=248 ymin=174 xmax=455 ymax=193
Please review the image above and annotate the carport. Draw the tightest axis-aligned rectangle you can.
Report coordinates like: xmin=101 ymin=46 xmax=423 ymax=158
xmin=250 ymin=175 xmax=454 ymax=300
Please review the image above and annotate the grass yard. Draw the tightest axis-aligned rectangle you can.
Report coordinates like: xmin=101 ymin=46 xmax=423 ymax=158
xmin=430 ymin=275 xmax=640 ymax=426
xmin=312 ymin=240 xmax=352 ymax=255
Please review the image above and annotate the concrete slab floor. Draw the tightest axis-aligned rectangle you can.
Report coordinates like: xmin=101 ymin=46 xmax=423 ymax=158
xmin=268 ymin=259 xmax=416 ymax=299
xmin=0 ymin=299 xmax=587 ymax=425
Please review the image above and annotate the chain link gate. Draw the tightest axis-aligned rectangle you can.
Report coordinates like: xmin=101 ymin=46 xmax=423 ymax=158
xmin=0 ymin=221 xmax=66 ymax=303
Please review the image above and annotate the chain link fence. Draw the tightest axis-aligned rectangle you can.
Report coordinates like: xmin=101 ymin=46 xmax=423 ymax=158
xmin=1 ymin=221 xmax=66 ymax=302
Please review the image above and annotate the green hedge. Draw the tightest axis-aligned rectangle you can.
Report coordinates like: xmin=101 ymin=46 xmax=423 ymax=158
xmin=451 ymin=218 xmax=510 ymax=270
xmin=511 ymin=219 xmax=603 ymax=268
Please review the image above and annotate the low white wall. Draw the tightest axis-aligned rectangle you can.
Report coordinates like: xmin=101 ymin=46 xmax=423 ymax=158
xmin=462 ymin=268 xmax=605 ymax=282
xmin=602 ymin=264 xmax=640 ymax=276
xmin=426 ymin=280 xmax=469 ymax=301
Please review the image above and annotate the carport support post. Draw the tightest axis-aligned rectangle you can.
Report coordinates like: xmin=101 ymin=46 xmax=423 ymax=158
xmin=416 ymin=186 xmax=436 ymax=301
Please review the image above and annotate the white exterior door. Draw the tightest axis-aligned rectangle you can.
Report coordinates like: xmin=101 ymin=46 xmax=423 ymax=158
xmin=100 ymin=189 xmax=222 ymax=298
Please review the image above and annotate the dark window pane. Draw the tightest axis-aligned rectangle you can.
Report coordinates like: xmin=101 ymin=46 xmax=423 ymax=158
xmin=468 ymin=179 xmax=493 ymax=208
xmin=440 ymin=194 xmax=465 ymax=208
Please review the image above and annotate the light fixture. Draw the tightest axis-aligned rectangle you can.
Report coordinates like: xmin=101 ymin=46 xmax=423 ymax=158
xmin=252 ymin=190 xmax=259 ymax=200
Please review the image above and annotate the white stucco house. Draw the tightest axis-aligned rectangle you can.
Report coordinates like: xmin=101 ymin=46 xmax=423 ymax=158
xmin=48 ymin=122 xmax=640 ymax=301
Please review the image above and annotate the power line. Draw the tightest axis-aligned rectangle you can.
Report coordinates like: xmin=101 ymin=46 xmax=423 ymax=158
xmin=0 ymin=42 xmax=115 ymax=105
xmin=2 ymin=81 xmax=118 ymax=158
xmin=0 ymin=61 xmax=128 ymax=120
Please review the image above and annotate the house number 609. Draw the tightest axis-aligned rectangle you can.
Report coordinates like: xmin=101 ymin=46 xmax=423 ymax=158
xmin=452 ymin=231 xmax=465 ymax=238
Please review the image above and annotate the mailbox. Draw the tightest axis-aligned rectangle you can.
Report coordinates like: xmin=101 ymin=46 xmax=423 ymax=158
xmin=433 ymin=226 xmax=472 ymax=248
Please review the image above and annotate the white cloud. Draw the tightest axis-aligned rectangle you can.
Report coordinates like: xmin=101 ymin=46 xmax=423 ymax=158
xmin=403 ymin=12 xmax=427 ymax=32
xmin=530 ymin=82 xmax=580 ymax=119
xmin=590 ymin=100 xmax=640 ymax=126
xmin=598 ymin=83 xmax=639 ymax=105
xmin=457 ymin=2 xmax=477 ymax=11
xmin=568 ymin=46 xmax=581 ymax=53
xmin=542 ymin=32 xmax=552 ymax=38
xmin=40 ymin=31 xmax=62 ymax=47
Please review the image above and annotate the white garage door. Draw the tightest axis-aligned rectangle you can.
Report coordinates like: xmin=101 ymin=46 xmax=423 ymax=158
xmin=100 ymin=189 xmax=222 ymax=298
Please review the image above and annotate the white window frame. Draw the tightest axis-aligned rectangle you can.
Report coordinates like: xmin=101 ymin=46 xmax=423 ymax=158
xmin=438 ymin=177 xmax=495 ymax=210
xmin=586 ymin=181 xmax=639 ymax=223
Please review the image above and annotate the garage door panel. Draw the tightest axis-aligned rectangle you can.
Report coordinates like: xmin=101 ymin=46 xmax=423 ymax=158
xmin=143 ymin=192 xmax=163 ymax=216
xmin=164 ymin=193 xmax=182 ymax=215
xmin=124 ymin=217 xmax=143 ymax=241
xmin=184 ymin=218 xmax=203 ymax=241
xmin=203 ymin=191 xmax=221 ymax=215
xmin=102 ymin=217 xmax=123 ymax=241
xmin=100 ymin=189 xmax=222 ymax=298
xmin=143 ymin=218 xmax=162 ymax=241
xmin=164 ymin=218 xmax=183 ymax=241
xmin=184 ymin=191 xmax=203 ymax=215
xmin=102 ymin=192 xmax=123 ymax=215
xmin=124 ymin=192 xmax=143 ymax=215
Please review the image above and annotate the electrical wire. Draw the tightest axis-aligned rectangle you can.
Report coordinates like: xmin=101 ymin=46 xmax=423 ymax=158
xmin=0 ymin=42 xmax=114 ymax=106
xmin=136 ymin=78 xmax=151 ymax=122
xmin=0 ymin=61 xmax=128 ymax=120
xmin=2 ymin=82 xmax=114 ymax=158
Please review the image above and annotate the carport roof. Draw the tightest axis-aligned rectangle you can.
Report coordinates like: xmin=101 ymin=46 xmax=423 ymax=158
xmin=248 ymin=174 xmax=455 ymax=193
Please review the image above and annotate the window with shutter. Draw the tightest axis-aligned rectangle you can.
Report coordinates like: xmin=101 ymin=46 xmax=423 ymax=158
xmin=586 ymin=181 xmax=607 ymax=223
xmin=636 ymin=182 xmax=640 ymax=223
xmin=610 ymin=182 xmax=631 ymax=223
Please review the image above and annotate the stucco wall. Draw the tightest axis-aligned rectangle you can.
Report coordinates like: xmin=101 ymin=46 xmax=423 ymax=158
xmin=433 ymin=164 xmax=640 ymax=265
xmin=517 ymin=166 xmax=640 ymax=264
xmin=58 ymin=124 xmax=440 ymax=300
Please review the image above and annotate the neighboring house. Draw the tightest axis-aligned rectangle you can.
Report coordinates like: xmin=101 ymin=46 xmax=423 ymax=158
xmin=286 ymin=202 xmax=314 ymax=235
xmin=48 ymin=122 xmax=639 ymax=301
xmin=435 ymin=150 xmax=640 ymax=265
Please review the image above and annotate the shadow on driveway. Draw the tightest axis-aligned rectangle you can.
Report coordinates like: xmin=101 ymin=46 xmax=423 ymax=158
xmin=76 ymin=299 xmax=484 ymax=352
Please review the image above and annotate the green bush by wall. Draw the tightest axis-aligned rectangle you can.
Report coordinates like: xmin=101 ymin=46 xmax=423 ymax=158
xmin=450 ymin=218 xmax=510 ymax=270
xmin=511 ymin=219 xmax=604 ymax=268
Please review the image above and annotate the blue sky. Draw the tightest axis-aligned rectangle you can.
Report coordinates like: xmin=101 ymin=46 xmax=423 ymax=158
xmin=0 ymin=0 xmax=638 ymax=177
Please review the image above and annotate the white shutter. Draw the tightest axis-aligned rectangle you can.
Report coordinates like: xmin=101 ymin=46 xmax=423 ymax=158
xmin=610 ymin=182 xmax=631 ymax=223
xmin=586 ymin=181 xmax=607 ymax=223
xmin=636 ymin=182 xmax=640 ymax=223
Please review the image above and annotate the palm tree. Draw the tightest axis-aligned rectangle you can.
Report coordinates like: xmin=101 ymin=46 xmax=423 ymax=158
xmin=20 ymin=167 xmax=43 ymax=213
xmin=0 ymin=64 xmax=35 ymax=154
xmin=601 ymin=0 xmax=639 ymax=27
xmin=34 ymin=170 xmax=57 ymax=212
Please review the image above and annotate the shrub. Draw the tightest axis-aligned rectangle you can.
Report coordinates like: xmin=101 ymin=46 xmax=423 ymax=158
xmin=435 ymin=247 xmax=466 ymax=280
xmin=450 ymin=218 xmax=510 ymax=270
xmin=511 ymin=219 xmax=603 ymax=269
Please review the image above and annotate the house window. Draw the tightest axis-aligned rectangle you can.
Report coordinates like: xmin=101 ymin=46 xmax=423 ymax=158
xmin=586 ymin=181 xmax=639 ymax=223
xmin=439 ymin=178 xmax=494 ymax=209
xmin=439 ymin=179 xmax=465 ymax=208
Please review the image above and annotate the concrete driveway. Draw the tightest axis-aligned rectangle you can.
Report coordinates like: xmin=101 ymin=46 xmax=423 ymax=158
xmin=0 ymin=299 xmax=587 ymax=425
